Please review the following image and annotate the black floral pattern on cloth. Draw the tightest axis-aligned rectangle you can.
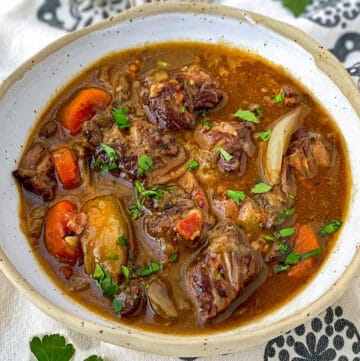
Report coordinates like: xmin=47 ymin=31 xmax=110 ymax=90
xmin=303 ymin=0 xmax=360 ymax=28
xmin=37 ymin=0 xmax=131 ymax=31
xmin=264 ymin=306 xmax=360 ymax=361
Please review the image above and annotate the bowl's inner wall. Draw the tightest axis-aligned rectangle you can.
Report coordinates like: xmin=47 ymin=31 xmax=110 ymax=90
xmin=0 ymin=10 xmax=359 ymax=334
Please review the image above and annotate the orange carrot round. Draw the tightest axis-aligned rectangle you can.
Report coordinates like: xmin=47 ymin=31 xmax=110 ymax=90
xmin=44 ymin=200 xmax=82 ymax=262
xmin=52 ymin=147 xmax=80 ymax=189
xmin=61 ymin=87 xmax=111 ymax=135
xmin=288 ymin=224 xmax=320 ymax=279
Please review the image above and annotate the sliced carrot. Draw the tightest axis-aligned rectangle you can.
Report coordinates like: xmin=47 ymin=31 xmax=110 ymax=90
xmin=288 ymin=224 xmax=320 ymax=279
xmin=176 ymin=212 xmax=202 ymax=241
xmin=52 ymin=147 xmax=80 ymax=189
xmin=44 ymin=200 xmax=82 ymax=262
xmin=61 ymin=87 xmax=111 ymax=135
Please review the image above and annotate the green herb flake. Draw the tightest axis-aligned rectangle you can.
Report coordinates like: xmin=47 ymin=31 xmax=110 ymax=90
xmin=112 ymin=107 xmax=131 ymax=129
xmin=288 ymin=193 xmax=296 ymax=200
xmin=186 ymin=160 xmax=199 ymax=171
xmin=277 ymin=227 xmax=296 ymax=238
xmin=137 ymin=260 xmax=162 ymax=277
xmin=107 ymin=254 xmax=119 ymax=260
xmin=100 ymin=143 xmax=117 ymax=162
xmin=157 ymin=60 xmax=169 ymax=68
xmin=93 ymin=263 xmax=119 ymax=297
xmin=256 ymin=106 xmax=264 ymax=117
xmin=128 ymin=199 xmax=144 ymax=220
xmin=30 ymin=334 xmax=75 ymax=361
xmin=180 ymin=104 xmax=186 ymax=113
xmin=113 ymin=298 xmax=123 ymax=314
xmin=117 ymin=235 xmax=128 ymax=247
xmin=272 ymin=92 xmax=285 ymax=104
xmin=201 ymin=119 xmax=213 ymax=128
xmin=133 ymin=293 xmax=139 ymax=300
xmin=227 ymin=190 xmax=246 ymax=204
xmin=285 ymin=252 xmax=301 ymax=265
xmin=184 ymin=79 xmax=189 ymax=87
xmin=256 ymin=129 xmax=272 ymax=142
xmin=138 ymin=153 xmax=153 ymax=176
xmin=274 ymin=264 xmax=290 ymax=273
xmin=217 ymin=146 xmax=233 ymax=161
xmin=215 ymin=272 xmax=222 ymax=281
xmin=84 ymin=356 xmax=104 ymax=361
xmin=264 ymin=234 xmax=276 ymax=242
xmin=281 ymin=0 xmax=312 ymax=17
xmin=250 ymin=182 xmax=272 ymax=194
xmin=233 ymin=109 xmax=260 ymax=124
xmin=278 ymin=242 xmax=292 ymax=255
xmin=121 ymin=264 xmax=131 ymax=282
xmin=141 ymin=280 xmax=150 ymax=289
xmin=301 ymin=247 xmax=322 ymax=260
xmin=134 ymin=180 xmax=163 ymax=201
xmin=276 ymin=208 xmax=295 ymax=222
xmin=170 ymin=252 xmax=178 ymax=263
xmin=319 ymin=220 xmax=342 ymax=237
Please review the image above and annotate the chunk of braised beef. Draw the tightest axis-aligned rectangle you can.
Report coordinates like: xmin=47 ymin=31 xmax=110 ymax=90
xmin=13 ymin=142 xmax=57 ymax=201
xmin=185 ymin=223 xmax=267 ymax=321
xmin=142 ymin=65 xmax=225 ymax=131
xmin=84 ymin=110 xmax=114 ymax=148
xmin=286 ymin=128 xmax=336 ymax=179
xmin=115 ymin=279 xmax=144 ymax=317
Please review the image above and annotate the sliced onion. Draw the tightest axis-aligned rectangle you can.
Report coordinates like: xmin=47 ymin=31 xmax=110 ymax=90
xmin=264 ymin=106 xmax=309 ymax=185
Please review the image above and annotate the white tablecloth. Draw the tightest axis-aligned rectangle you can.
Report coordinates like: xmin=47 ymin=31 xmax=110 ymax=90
xmin=1 ymin=1 xmax=359 ymax=360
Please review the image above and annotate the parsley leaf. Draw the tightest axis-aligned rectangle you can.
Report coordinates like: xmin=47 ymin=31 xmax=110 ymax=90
xmin=170 ymin=252 xmax=178 ymax=262
xmin=282 ymin=0 xmax=312 ymax=17
xmin=113 ymin=298 xmax=123 ymax=314
xmin=256 ymin=106 xmax=264 ymax=117
xmin=84 ymin=356 xmax=104 ymax=361
xmin=93 ymin=264 xmax=119 ymax=297
xmin=319 ymin=220 xmax=342 ymax=237
xmin=272 ymin=92 xmax=285 ymax=104
xmin=234 ymin=109 xmax=260 ymax=124
xmin=134 ymin=180 xmax=163 ymax=200
xmin=186 ymin=160 xmax=199 ymax=171
xmin=301 ymin=247 xmax=322 ymax=260
xmin=256 ymin=129 xmax=272 ymax=141
xmin=112 ymin=107 xmax=131 ymax=129
xmin=274 ymin=264 xmax=290 ymax=273
xmin=217 ymin=146 xmax=233 ymax=161
xmin=250 ymin=181 xmax=272 ymax=194
xmin=107 ymin=254 xmax=119 ymax=260
xmin=137 ymin=261 xmax=162 ymax=277
xmin=277 ymin=227 xmax=296 ymax=238
xmin=227 ymin=190 xmax=246 ymax=204
xmin=180 ymin=104 xmax=186 ymax=113
xmin=276 ymin=208 xmax=295 ymax=222
xmin=215 ymin=272 xmax=222 ymax=281
xmin=157 ymin=60 xmax=169 ymax=68
xmin=128 ymin=199 xmax=144 ymax=220
xmin=201 ymin=119 xmax=213 ymax=128
xmin=138 ymin=154 xmax=153 ymax=175
xmin=117 ymin=235 xmax=128 ymax=246
xmin=30 ymin=334 xmax=75 ymax=361
xmin=99 ymin=143 xmax=118 ymax=172
xmin=121 ymin=264 xmax=131 ymax=282
xmin=284 ymin=252 xmax=301 ymax=265
xmin=278 ymin=242 xmax=292 ymax=255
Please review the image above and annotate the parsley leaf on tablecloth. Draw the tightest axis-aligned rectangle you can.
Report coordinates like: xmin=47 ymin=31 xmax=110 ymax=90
xmin=30 ymin=334 xmax=75 ymax=361
xmin=282 ymin=0 xmax=312 ymax=17
xmin=84 ymin=356 xmax=104 ymax=361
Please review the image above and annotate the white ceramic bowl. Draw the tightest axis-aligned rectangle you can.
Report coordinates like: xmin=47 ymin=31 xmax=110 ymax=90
xmin=0 ymin=2 xmax=360 ymax=357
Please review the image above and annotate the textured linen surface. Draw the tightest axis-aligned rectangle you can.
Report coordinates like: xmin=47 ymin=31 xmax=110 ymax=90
xmin=0 ymin=1 xmax=359 ymax=360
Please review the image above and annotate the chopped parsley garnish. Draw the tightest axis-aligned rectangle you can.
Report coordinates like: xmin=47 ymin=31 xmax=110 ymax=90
xmin=256 ymin=129 xmax=272 ymax=141
xmin=256 ymin=106 xmax=264 ymax=117
xmin=319 ymin=220 xmax=342 ymax=237
xmin=201 ymin=119 xmax=213 ymax=128
xmin=138 ymin=153 xmax=153 ymax=176
xmin=274 ymin=264 xmax=290 ymax=273
xmin=186 ymin=160 xmax=199 ymax=171
xmin=84 ymin=356 xmax=104 ymax=361
xmin=278 ymin=242 xmax=292 ymax=255
xmin=250 ymin=181 xmax=272 ymax=194
xmin=135 ymin=179 xmax=163 ymax=200
xmin=170 ymin=252 xmax=178 ymax=262
xmin=301 ymin=247 xmax=322 ymax=260
xmin=215 ymin=272 xmax=222 ymax=281
xmin=272 ymin=92 xmax=285 ymax=103
xmin=227 ymin=190 xmax=246 ymax=204
xmin=93 ymin=264 xmax=119 ymax=297
xmin=121 ymin=264 xmax=131 ymax=282
xmin=117 ymin=235 xmax=128 ymax=246
xmin=128 ymin=199 xmax=144 ymax=220
xmin=284 ymin=252 xmax=301 ymax=265
xmin=30 ymin=334 xmax=75 ymax=361
xmin=157 ymin=60 xmax=169 ymax=68
xmin=99 ymin=142 xmax=117 ymax=172
xmin=264 ymin=234 xmax=276 ymax=242
xmin=233 ymin=109 xmax=260 ymax=124
xmin=281 ymin=0 xmax=312 ymax=17
xmin=180 ymin=104 xmax=186 ymax=113
xmin=113 ymin=298 xmax=123 ymax=314
xmin=112 ymin=107 xmax=131 ymax=129
xmin=137 ymin=261 xmax=162 ymax=277
xmin=277 ymin=227 xmax=296 ymax=238
xmin=141 ymin=280 xmax=150 ymax=289
xmin=276 ymin=208 xmax=295 ymax=222
xmin=217 ymin=146 xmax=233 ymax=161
xmin=107 ymin=254 xmax=119 ymax=260
xmin=288 ymin=193 xmax=296 ymax=200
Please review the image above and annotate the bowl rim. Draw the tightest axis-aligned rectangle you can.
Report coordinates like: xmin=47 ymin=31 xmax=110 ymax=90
xmin=0 ymin=1 xmax=360 ymax=356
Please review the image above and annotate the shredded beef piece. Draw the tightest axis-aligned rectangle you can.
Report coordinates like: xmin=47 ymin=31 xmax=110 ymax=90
xmin=84 ymin=110 xmax=114 ymax=148
xmin=114 ymin=280 xmax=144 ymax=317
xmin=186 ymin=223 xmax=266 ymax=321
xmin=13 ymin=142 xmax=57 ymax=201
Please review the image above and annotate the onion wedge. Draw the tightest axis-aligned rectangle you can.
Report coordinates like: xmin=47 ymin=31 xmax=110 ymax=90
xmin=265 ymin=106 xmax=309 ymax=185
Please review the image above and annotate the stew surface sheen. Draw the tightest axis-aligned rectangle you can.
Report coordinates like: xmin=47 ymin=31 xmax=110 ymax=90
xmin=14 ymin=42 xmax=349 ymax=335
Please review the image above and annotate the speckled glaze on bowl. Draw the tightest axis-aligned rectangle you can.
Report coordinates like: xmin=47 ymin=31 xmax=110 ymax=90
xmin=0 ymin=2 xmax=360 ymax=357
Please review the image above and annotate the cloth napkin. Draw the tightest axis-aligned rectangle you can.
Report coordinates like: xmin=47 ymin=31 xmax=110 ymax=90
xmin=0 ymin=1 xmax=359 ymax=360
